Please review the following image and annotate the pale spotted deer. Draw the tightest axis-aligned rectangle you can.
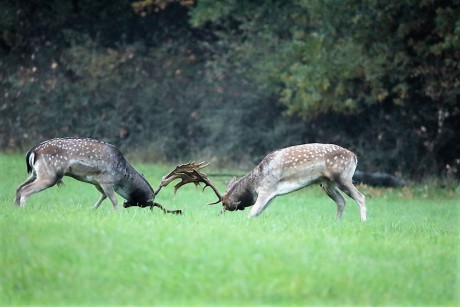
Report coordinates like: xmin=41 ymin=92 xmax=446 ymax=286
xmin=161 ymin=144 xmax=367 ymax=221
xmin=15 ymin=137 xmax=182 ymax=214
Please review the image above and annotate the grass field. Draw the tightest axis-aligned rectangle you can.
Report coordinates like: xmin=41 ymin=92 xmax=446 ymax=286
xmin=1 ymin=154 xmax=458 ymax=305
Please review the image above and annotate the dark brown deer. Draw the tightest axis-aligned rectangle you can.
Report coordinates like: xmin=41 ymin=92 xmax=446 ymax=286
xmin=161 ymin=144 xmax=367 ymax=221
xmin=15 ymin=137 xmax=182 ymax=214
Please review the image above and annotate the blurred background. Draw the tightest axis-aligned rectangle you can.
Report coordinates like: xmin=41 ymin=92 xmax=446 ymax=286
xmin=0 ymin=0 xmax=458 ymax=180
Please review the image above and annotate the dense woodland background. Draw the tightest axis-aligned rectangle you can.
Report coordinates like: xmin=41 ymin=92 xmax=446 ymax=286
xmin=0 ymin=0 xmax=459 ymax=180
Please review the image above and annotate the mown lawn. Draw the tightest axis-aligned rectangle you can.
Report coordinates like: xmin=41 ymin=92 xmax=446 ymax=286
xmin=0 ymin=154 xmax=458 ymax=305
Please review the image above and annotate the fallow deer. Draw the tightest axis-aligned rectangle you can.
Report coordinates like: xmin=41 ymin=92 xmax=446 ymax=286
xmin=15 ymin=137 xmax=182 ymax=214
xmin=161 ymin=144 xmax=367 ymax=221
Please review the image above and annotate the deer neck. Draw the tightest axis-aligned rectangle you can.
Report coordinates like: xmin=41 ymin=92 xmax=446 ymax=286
xmin=118 ymin=164 xmax=155 ymax=206
xmin=229 ymin=154 xmax=279 ymax=207
xmin=226 ymin=170 xmax=259 ymax=208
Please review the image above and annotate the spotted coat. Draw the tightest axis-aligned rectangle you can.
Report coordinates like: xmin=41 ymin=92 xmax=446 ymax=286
xmin=221 ymin=143 xmax=367 ymax=221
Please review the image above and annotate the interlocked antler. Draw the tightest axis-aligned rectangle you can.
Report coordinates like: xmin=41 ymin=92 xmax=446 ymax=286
xmin=155 ymin=161 xmax=222 ymax=205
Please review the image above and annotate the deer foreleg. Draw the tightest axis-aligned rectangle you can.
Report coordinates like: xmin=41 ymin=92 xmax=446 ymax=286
xmin=248 ymin=192 xmax=276 ymax=218
xmin=98 ymin=184 xmax=118 ymax=210
xmin=93 ymin=194 xmax=107 ymax=209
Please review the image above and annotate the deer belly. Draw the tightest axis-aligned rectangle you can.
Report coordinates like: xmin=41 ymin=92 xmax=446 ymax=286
xmin=276 ymin=180 xmax=311 ymax=195
xmin=66 ymin=172 xmax=98 ymax=185
xmin=66 ymin=163 xmax=103 ymax=185
xmin=276 ymin=172 xmax=322 ymax=195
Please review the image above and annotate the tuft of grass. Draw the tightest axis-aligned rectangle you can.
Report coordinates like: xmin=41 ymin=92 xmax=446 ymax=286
xmin=1 ymin=154 xmax=458 ymax=305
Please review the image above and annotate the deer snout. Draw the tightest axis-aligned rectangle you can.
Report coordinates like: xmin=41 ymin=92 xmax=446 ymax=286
xmin=123 ymin=200 xmax=133 ymax=208
xmin=222 ymin=201 xmax=242 ymax=212
xmin=122 ymin=199 xmax=151 ymax=208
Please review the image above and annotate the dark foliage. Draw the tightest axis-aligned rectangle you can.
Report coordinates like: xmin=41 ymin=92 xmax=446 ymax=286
xmin=1 ymin=0 xmax=458 ymax=180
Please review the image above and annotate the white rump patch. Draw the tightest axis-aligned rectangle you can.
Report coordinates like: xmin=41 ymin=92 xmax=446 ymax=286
xmin=28 ymin=152 xmax=36 ymax=169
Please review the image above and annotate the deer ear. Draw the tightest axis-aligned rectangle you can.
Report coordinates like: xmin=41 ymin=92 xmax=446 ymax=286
xmin=228 ymin=177 xmax=237 ymax=188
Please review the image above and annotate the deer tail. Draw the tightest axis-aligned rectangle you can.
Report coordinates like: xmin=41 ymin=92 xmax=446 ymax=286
xmin=25 ymin=150 xmax=35 ymax=174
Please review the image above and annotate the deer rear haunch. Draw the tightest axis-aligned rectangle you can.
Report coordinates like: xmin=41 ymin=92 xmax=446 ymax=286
xmin=162 ymin=144 xmax=367 ymax=221
xmin=15 ymin=137 xmax=182 ymax=214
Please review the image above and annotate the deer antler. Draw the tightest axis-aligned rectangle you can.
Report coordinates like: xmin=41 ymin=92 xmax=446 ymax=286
xmin=155 ymin=161 xmax=222 ymax=205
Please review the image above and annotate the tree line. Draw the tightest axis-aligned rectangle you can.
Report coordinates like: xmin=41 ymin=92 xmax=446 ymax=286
xmin=0 ymin=0 xmax=458 ymax=180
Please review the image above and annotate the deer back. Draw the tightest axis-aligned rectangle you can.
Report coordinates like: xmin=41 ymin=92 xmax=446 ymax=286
xmin=30 ymin=138 xmax=122 ymax=180
xmin=258 ymin=143 xmax=357 ymax=192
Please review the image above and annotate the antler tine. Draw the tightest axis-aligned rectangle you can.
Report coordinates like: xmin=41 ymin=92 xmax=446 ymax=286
xmin=189 ymin=169 xmax=223 ymax=205
xmin=156 ymin=161 xmax=222 ymax=205
xmin=155 ymin=161 xmax=203 ymax=193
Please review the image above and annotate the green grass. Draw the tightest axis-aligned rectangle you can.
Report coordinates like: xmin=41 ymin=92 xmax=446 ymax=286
xmin=1 ymin=154 xmax=458 ymax=305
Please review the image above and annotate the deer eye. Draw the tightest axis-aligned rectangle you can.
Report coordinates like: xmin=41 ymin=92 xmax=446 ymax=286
xmin=233 ymin=201 xmax=241 ymax=208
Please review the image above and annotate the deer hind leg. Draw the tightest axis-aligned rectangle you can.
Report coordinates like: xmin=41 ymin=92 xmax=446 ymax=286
xmin=321 ymin=182 xmax=346 ymax=220
xmin=97 ymin=183 xmax=118 ymax=210
xmin=337 ymin=179 xmax=366 ymax=222
xmin=15 ymin=172 xmax=37 ymax=205
xmin=15 ymin=173 xmax=60 ymax=206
